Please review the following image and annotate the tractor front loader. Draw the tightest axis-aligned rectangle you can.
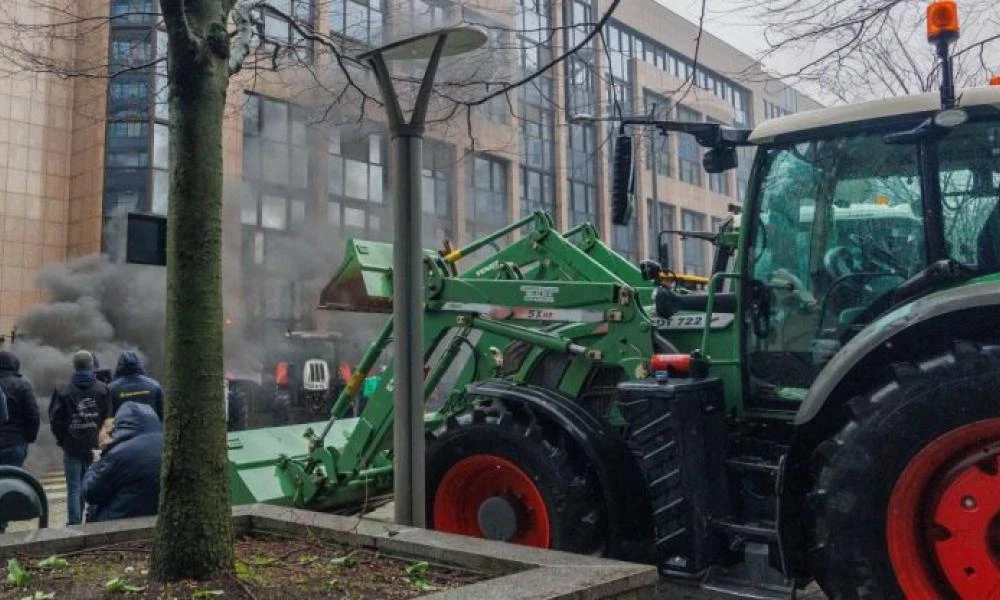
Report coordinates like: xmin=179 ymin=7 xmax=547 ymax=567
xmin=229 ymin=4 xmax=1000 ymax=598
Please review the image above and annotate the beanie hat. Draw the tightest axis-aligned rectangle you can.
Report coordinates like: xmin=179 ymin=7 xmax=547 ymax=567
xmin=72 ymin=350 xmax=94 ymax=371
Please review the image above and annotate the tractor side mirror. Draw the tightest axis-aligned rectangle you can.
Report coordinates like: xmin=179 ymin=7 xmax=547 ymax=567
xmin=703 ymin=146 xmax=737 ymax=173
xmin=657 ymin=231 xmax=671 ymax=270
xmin=611 ymin=133 xmax=635 ymax=225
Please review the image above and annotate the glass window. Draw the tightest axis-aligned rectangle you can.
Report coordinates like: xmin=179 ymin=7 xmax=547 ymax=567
xmin=109 ymin=77 xmax=149 ymax=118
xmin=344 ymin=206 xmax=365 ymax=228
xmin=737 ymin=146 xmax=754 ymax=203
xmin=710 ymin=170 xmax=731 ymax=196
xmin=746 ymin=129 xmax=935 ymax=388
xmin=261 ymin=195 xmax=288 ymax=229
xmin=104 ymin=168 xmax=146 ymax=214
xmin=421 ymin=142 xmax=453 ymax=243
xmin=682 ymin=210 xmax=706 ymax=275
xmin=408 ymin=0 xmax=452 ymax=30
xmin=290 ymin=199 xmax=306 ymax=224
xmin=564 ymin=1 xmax=594 ymax=118
xmin=368 ymin=164 xmax=383 ymax=202
xmin=467 ymin=155 xmax=509 ymax=240
xmin=344 ymin=159 xmax=369 ymax=199
xmin=152 ymin=169 xmax=169 ymax=215
xmin=568 ymin=123 xmax=597 ymax=226
xmin=327 ymin=200 xmax=341 ymax=226
xmin=108 ymin=121 xmax=147 ymax=139
xmin=647 ymin=199 xmax=676 ymax=266
xmin=255 ymin=0 xmax=313 ymax=49
xmin=242 ymin=93 xmax=310 ymax=237
xmin=326 ymin=127 xmax=388 ymax=239
xmin=518 ymin=0 xmax=555 ymax=220
xmin=613 ymin=223 xmax=637 ymax=261
xmin=108 ymin=150 xmax=149 ymax=168
xmin=153 ymin=123 xmax=169 ymax=170
xmin=154 ymin=66 xmax=168 ymax=120
xmin=677 ymin=105 xmax=702 ymax=186
xmin=263 ymin=144 xmax=290 ymax=185
xmin=261 ymin=99 xmax=288 ymax=142
xmin=331 ymin=0 xmax=383 ymax=45
xmin=111 ymin=0 xmax=155 ymax=24
xmin=241 ymin=195 xmax=258 ymax=225
xmin=644 ymin=91 xmax=672 ymax=177
xmin=939 ymin=123 xmax=1000 ymax=268
xmin=110 ymin=31 xmax=153 ymax=68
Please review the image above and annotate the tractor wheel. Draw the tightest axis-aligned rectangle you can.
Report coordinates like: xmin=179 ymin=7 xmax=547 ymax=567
xmin=808 ymin=341 xmax=1000 ymax=599
xmin=426 ymin=401 xmax=605 ymax=553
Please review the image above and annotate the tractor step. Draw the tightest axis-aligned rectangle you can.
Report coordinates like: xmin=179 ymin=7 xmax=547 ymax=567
xmin=699 ymin=543 xmax=797 ymax=600
xmin=710 ymin=518 xmax=779 ymax=542
xmin=725 ymin=457 xmax=781 ymax=476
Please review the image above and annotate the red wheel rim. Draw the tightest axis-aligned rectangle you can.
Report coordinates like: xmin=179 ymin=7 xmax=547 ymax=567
xmin=433 ymin=455 xmax=551 ymax=548
xmin=887 ymin=418 xmax=1000 ymax=599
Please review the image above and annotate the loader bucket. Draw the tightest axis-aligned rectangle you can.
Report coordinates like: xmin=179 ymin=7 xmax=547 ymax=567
xmin=318 ymin=238 xmax=440 ymax=313
xmin=227 ymin=418 xmax=367 ymax=506
xmin=319 ymin=239 xmax=396 ymax=313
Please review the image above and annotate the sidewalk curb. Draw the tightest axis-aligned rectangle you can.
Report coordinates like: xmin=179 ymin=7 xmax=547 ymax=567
xmin=0 ymin=504 xmax=659 ymax=600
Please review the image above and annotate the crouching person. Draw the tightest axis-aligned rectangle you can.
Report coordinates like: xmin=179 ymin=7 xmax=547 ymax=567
xmin=83 ymin=402 xmax=162 ymax=522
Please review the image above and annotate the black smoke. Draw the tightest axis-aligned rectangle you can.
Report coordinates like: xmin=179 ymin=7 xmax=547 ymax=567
xmin=13 ymin=254 xmax=166 ymax=395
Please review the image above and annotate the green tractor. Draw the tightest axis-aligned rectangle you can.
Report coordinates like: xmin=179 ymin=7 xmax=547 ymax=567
xmin=227 ymin=9 xmax=1000 ymax=598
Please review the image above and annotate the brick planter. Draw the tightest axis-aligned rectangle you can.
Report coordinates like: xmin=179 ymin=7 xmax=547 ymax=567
xmin=0 ymin=504 xmax=658 ymax=599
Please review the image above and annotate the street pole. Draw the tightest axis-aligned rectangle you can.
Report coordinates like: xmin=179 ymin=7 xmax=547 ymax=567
xmin=391 ymin=124 xmax=426 ymax=527
xmin=360 ymin=27 xmax=486 ymax=528
xmin=649 ymin=107 xmax=659 ymax=258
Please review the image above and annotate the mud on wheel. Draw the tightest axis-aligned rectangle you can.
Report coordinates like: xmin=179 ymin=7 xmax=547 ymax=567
xmin=808 ymin=341 xmax=1000 ymax=599
xmin=425 ymin=399 xmax=605 ymax=553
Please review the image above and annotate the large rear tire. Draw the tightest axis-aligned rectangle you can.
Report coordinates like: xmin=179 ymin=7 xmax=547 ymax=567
xmin=425 ymin=400 xmax=605 ymax=553
xmin=808 ymin=341 xmax=1000 ymax=599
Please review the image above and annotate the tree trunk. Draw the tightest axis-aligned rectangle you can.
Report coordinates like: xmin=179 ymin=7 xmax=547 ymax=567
xmin=149 ymin=0 xmax=234 ymax=580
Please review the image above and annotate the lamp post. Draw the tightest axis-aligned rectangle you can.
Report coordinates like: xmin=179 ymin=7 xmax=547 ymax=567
xmin=358 ymin=26 xmax=486 ymax=527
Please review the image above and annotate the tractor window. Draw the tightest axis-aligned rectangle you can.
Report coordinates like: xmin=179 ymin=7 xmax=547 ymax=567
xmin=938 ymin=123 xmax=1000 ymax=271
xmin=748 ymin=133 xmax=925 ymax=391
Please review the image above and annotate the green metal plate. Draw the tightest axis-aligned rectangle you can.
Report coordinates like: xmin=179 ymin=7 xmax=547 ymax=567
xmin=228 ymin=419 xmax=362 ymax=505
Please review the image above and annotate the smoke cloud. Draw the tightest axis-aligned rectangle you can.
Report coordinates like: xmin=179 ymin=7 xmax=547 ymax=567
xmin=13 ymin=254 xmax=165 ymax=395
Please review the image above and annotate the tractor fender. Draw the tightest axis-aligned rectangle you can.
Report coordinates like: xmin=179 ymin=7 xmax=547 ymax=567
xmin=465 ymin=379 xmax=656 ymax=562
xmin=796 ymin=279 xmax=1000 ymax=426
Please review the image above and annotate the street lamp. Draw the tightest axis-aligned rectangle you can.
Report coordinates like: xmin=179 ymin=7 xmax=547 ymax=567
xmin=357 ymin=26 xmax=487 ymax=528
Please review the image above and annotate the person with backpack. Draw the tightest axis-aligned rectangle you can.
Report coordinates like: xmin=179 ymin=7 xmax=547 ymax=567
xmin=49 ymin=350 xmax=113 ymax=525
xmin=109 ymin=351 xmax=163 ymax=420
xmin=0 ymin=350 xmax=40 ymax=467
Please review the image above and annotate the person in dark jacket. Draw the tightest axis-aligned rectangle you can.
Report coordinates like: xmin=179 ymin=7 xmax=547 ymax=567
xmin=83 ymin=402 xmax=162 ymax=522
xmin=109 ymin=351 xmax=163 ymax=420
xmin=0 ymin=350 xmax=40 ymax=467
xmin=49 ymin=350 xmax=113 ymax=525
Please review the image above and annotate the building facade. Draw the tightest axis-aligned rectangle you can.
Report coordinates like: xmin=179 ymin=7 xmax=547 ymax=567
xmin=0 ymin=0 xmax=821 ymax=344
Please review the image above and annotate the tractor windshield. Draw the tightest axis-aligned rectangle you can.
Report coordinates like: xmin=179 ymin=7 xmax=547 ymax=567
xmin=747 ymin=115 xmax=1000 ymax=391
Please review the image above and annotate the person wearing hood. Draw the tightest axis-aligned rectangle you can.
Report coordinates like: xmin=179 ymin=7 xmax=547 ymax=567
xmin=0 ymin=350 xmax=40 ymax=467
xmin=83 ymin=402 xmax=162 ymax=522
xmin=109 ymin=351 xmax=163 ymax=421
xmin=49 ymin=350 xmax=113 ymax=525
